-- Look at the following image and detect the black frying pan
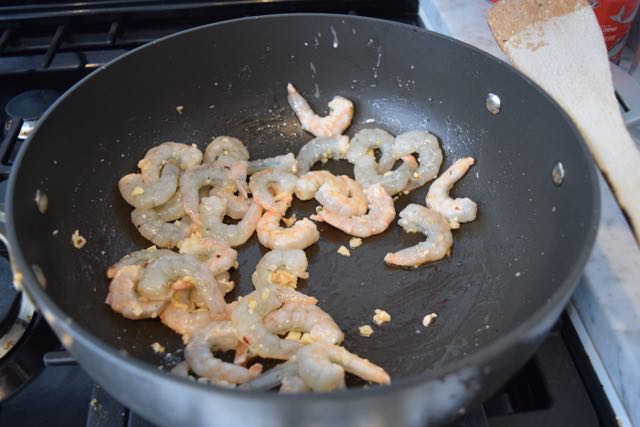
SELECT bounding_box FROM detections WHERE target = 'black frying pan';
[2,14,599,427]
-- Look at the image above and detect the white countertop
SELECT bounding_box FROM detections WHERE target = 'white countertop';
[419,1,639,426]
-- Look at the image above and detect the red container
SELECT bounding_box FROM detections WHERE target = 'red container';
[590,0,640,62]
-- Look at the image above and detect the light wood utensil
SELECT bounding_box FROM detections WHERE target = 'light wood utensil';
[488,0,640,242]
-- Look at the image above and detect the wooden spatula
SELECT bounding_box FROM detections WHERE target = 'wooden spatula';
[487,0,640,242]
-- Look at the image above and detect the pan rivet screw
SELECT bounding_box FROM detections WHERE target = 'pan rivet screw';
[485,93,501,115]
[552,161,565,186]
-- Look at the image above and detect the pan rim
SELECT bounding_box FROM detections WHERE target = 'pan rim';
[6,12,601,402]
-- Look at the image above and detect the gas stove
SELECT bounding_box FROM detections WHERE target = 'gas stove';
[0,1,623,426]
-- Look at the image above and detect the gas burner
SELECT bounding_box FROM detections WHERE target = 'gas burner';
[4,89,58,140]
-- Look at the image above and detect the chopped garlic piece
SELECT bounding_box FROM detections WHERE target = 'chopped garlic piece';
[71,230,87,249]
[261,288,271,300]
[349,237,363,249]
[151,342,166,354]
[373,309,391,326]
[358,325,374,337]
[130,186,145,196]
[300,333,314,344]
[270,269,297,288]
[282,214,297,227]
[337,245,351,257]
[176,105,184,114]
[285,331,302,341]
[422,313,438,327]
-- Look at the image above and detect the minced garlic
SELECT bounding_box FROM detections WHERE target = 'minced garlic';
[358,325,374,337]
[130,186,145,196]
[422,313,438,327]
[270,269,297,288]
[151,342,166,354]
[373,309,391,326]
[337,245,351,257]
[71,230,87,249]
[349,237,363,248]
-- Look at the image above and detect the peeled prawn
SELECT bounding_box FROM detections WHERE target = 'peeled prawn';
[296,135,350,175]
[154,190,186,222]
[264,303,344,345]
[248,169,297,215]
[384,204,453,267]
[119,163,180,209]
[287,83,353,137]
[251,249,309,289]
[131,207,193,249]
[241,342,390,392]
[139,142,202,184]
[199,195,263,247]
[159,289,214,336]
[353,155,418,196]
[311,183,395,237]
[185,320,263,385]
[178,235,238,275]
[105,265,169,320]
[203,136,249,167]
[179,164,233,225]
[426,157,477,229]
[294,171,344,200]
[230,285,317,360]
[107,247,176,278]
[346,128,396,172]
[256,212,319,250]
[247,153,298,175]
[394,130,443,191]
[137,253,226,316]
[316,175,367,217]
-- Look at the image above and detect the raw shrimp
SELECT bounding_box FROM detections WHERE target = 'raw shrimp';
[199,195,263,247]
[131,208,193,249]
[203,136,249,167]
[294,171,344,200]
[256,212,319,250]
[426,157,477,229]
[107,248,176,278]
[353,155,418,196]
[311,183,395,237]
[179,164,233,225]
[185,320,263,385]
[296,343,390,391]
[287,83,354,137]
[178,235,238,275]
[251,250,309,289]
[280,375,309,393]
[248,169,297,215]
[230,285,317,360]
[139,142,202,184]
[119,163,179,209]
[105,265,169,320]
[346,128,396,172]
[137,253,226,316]
[264,303,344,345]
[315,175,367,217]
[247,153,298,175]
[296,136,350,175]
[384,204,453,267]
[154,190,185,222]
[394,130,443,191]
[240,342,390,392]
[159,289,214,336]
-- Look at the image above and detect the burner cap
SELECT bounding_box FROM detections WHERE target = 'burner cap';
[0,256,19,337]
[5,89,59,122]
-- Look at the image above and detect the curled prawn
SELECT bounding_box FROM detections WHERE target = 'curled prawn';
[105,265,169,320]
[426,157,477,229]
[311,183,395,237]
[384,204,453,267]
[256,211,319,250]
[251,249,309,289]
[287,83,353,137]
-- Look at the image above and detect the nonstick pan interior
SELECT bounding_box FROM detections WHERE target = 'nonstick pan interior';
[9,15,598,381]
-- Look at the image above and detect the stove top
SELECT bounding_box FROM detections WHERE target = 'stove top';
[0,1,620,426]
